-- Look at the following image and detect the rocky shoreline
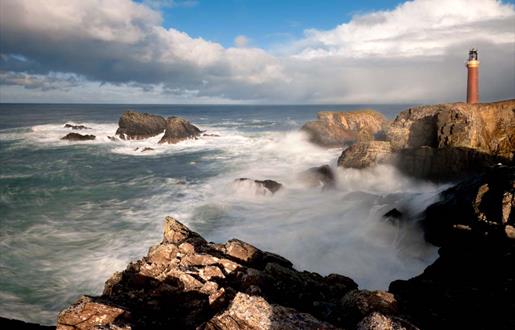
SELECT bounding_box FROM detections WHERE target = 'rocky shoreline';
[13,100,515,329]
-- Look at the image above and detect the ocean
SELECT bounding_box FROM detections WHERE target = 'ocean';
[0,103,444,325]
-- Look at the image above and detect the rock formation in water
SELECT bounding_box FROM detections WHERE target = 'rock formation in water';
[301,110,387,148]
[116,111,168,140]
[299,165,336,189]
[390,165,515,330]
[64,124,90,130]
[159,117,202,144]
[115,111,202,144]
[337,99,515,180]
[61,133,96,141]
[234,178,283,194]
[56,217,422,330]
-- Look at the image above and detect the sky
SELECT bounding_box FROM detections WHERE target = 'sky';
[0,0,514,104]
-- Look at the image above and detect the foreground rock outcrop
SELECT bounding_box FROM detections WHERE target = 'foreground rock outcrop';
[338,100,515,180]
[390,165,515,330]
[57,217,424,329]
[302,110,387,147]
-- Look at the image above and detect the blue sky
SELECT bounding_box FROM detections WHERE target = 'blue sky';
[154,0,406,48]
[1,0,514,103]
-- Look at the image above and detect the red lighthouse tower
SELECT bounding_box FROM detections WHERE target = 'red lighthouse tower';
[466,48,479,104]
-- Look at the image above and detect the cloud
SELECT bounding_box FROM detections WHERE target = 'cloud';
[234,35,250,48]
[0,0,513,103]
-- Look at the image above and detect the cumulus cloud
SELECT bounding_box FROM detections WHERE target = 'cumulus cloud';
[0,0,513,103]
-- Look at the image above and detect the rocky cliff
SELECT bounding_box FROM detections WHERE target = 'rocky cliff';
[302,110,387,147]
[337,99,515,180]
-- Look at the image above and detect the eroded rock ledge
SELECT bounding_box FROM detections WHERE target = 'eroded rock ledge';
[57,217,414,330]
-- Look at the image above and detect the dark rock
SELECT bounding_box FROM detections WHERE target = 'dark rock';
[64,123,90,130]
[389,165,515,330]
[0,317,54,330]
[203,133,220,137]
[301,109,387,147]
[299,165,336,189]
[159,117,202,144]
[383,208,403,219]
[115,111,167,140]
[340,290,399,328]
[422,165,514,246]
[61,133,95,141]
[235,178,283,195]
[107,135,118,141]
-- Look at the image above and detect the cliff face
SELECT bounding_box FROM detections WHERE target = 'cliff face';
[57,218,416,330]
[302,110,387,148]
[338,100,515,181]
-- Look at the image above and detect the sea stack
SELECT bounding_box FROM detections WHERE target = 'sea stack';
[466,48,479,104]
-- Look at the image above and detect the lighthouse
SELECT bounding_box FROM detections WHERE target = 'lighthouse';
[466,48,479,104]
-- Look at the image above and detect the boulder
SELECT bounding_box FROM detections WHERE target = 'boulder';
[337,141,393,169]
[115,111,167,140]
[159,116,202,144]
[61,133,95,141]
[57,217,359,329]
[234,178,283,195]
[302,110,387,147]
[299,165,336,189]
[340,290,399,328]
[357,312,419,330]
[64,123,90,130]
[203,292,338,330]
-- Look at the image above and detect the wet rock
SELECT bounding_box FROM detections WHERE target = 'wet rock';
[337,141,393,169]
[203,133,220,137]
[389,165,515,330]
[383,208,403,219]
[158,117,201,144]
[302,109,387,147]
[141,147,154,152]
[299,165,336,189]
[64,123,90,130]
[116,111,167,140]
[234,178,283,195]
[422,165,515,245]
[61,132,95,141]
[107,136,118,141]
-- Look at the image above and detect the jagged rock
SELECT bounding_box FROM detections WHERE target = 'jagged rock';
[202,292,338,330]
[61,132,95,141]
[422,165,515,246]
[384,100,514,180]
[115,111,167,140]
[389,165,515,330]
[57,296,132,330]
[302,110,387,147]
[158,117,201,144]
[340,290,399,328]
[299,165,336,189]
[57,217,358,329]
[357,312,419,330]
[337,141,393,169]
[234,178,283,195]
[64,123,90,130]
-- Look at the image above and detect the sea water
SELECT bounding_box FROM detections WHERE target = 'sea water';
[0,104,444,325]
